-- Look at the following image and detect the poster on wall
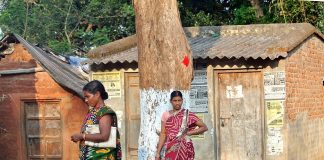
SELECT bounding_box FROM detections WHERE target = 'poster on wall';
[266,100,284,155]
[190,69,208,113]
[264,72,285,100]
[266,100,284,128]
[264,71,285,155]
[92,72,121,98]
[267,128,283,155]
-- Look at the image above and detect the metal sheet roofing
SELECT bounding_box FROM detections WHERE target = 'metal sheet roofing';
[85,23,324,65]
[14,34,88,97]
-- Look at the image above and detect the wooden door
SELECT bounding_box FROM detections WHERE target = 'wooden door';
[125,73,140,160]
[24,101,62,160]
[217,71,263,160]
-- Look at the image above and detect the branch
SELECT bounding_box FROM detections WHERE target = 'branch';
[68,22,80,38]
[64,0,73,45]
[23,2,29,39]
[249,0,264,18]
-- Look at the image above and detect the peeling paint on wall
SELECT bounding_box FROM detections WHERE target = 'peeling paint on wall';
[0,126,8,135]
[226,85,243,99]
[0,94,8,102]
[115,111,123,129]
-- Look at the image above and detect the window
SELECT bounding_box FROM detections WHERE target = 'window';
[24,101,62,160]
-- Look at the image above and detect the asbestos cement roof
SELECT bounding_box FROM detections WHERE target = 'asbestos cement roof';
[14,34,88,97]
[85,23,323,65]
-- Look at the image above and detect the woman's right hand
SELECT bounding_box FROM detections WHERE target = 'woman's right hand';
[71,133,83,142]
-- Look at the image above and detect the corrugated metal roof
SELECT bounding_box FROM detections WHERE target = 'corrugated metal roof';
[85,23,323,65]
[14,34,88,98]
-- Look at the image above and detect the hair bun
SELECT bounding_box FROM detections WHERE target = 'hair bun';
[102,91,109,100]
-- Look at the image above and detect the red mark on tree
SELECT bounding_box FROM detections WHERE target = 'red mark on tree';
[182,55,189,67]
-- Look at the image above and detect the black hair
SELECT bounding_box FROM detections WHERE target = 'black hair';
[83,80,109,100]
[170,90,183,100]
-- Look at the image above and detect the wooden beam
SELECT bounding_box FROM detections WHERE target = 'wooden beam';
[0,67,44,76]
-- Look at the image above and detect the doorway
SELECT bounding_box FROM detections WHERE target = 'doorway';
[125,72,140,160]
[216,71,264,160]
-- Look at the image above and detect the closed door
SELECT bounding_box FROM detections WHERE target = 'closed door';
[24,101,62,160]
[218,72,263,160]
[125,73,140,160]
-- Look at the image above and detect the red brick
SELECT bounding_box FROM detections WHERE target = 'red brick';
[286,35,324,119]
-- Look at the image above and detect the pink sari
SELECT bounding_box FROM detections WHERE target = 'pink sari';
[164,109,200,160]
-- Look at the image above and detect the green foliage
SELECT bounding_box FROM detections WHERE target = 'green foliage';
[48,40,71,55]
[316,4,324,32]
[233,6,257,24]
[0,0,135,55]
[0,0,25,35]
[0,0,322,56]
[178,0,323,33]
[268,0,324,33]
[178,1,228,26]
[77,0,135,39]
[75,27,111,51]
[180,5,218,26]
[25,1,72,44]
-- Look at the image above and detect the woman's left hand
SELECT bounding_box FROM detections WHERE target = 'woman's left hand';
[71,133,83,142]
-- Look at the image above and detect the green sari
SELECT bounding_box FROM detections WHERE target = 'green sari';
[80,106,122,160]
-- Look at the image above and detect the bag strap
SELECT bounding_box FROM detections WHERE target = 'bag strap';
[176,109,189,138]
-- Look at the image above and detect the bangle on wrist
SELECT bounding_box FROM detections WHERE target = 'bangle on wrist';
[83,134,86,140]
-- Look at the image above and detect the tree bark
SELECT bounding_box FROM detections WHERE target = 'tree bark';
[250,0,264,18]
[134,0,193,159]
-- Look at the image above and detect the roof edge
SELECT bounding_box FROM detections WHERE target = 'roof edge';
[88,35,137,59]
[286,23,324,52]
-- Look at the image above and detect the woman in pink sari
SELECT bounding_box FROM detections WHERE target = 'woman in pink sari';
[156,91,208,160]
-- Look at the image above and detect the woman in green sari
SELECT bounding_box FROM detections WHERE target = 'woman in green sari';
[71,80,122,160]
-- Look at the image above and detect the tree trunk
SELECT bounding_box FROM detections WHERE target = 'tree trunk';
[250,0,264,18]
[134,0,193,159]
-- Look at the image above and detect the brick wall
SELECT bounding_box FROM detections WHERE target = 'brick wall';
[286,35,324,119]
[285,35,324,160]
[0,44,87,159]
